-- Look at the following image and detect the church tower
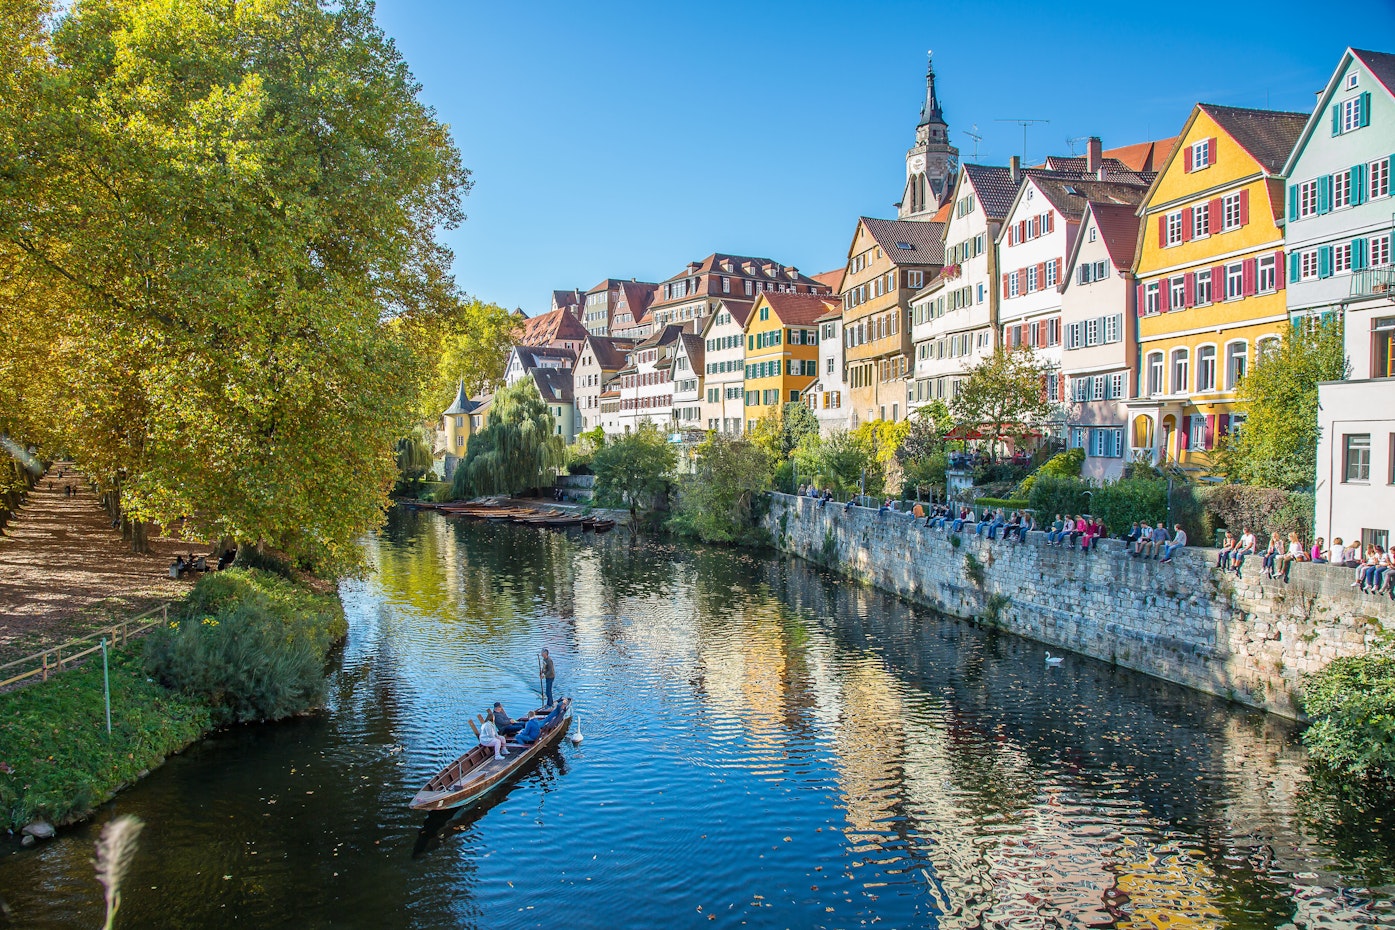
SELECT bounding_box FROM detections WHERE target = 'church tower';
[898,53,959,220]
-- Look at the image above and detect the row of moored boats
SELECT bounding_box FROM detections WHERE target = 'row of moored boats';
[407,501,616,532]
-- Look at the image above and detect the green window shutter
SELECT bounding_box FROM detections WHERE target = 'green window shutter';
[1353,164,1368,205]
[1353,238,1368,271]
[1332,104,1342,136]
[1318,245,1333,278]
[1318,175,1332,213]
[1289,251,1301,282]
[1288,184,1299,218]
[1361,92,1372,128]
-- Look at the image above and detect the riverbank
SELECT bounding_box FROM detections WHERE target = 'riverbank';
[765,492,1394,718]
[0,568,345,833]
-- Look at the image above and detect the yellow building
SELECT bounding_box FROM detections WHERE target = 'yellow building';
[1127,104,1307,471]
[743,292,839,431]
[437,382,487,479]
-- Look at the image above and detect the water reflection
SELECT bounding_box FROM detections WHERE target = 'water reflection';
[1,510,1393,930]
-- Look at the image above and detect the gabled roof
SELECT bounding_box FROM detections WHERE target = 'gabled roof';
[1282,48,1395,177]
[1062,200,1144,287]
[677,332,704,369]
[1037,156,1154,186]
[1104,137,1176,173]
[519,306,590,346]
[585,278,626,295]
[859,217,947,265]
[812,268,845,292]
[930,201,953,223]
[581,334,637,372]
[1197,103,1307,175]
[960,164,1020,219]
[814,306,842,324]
[530,367,573,404]
[1005,171,1149,232]
[551,289,582,308]
[755,292,843,327]
[511,345,577,374]
[636,322,690,350]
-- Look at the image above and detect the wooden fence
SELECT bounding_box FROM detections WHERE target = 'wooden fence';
[0,602,172,690]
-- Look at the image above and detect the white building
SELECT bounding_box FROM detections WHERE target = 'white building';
[804,307,851,434]
[503,345,575,386]
[671,333,705,433]
[616,324,687,434]
[698,299,754,434]
[573,334,636,433]
[1059,201,1142,480]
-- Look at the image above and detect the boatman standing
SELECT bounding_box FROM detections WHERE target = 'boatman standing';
[539,649,556,707]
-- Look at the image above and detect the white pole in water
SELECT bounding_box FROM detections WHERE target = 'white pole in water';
[101,637,112,736]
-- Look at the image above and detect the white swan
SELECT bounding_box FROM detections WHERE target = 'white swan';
[1045,651,1064,666]
[568,713,584,745]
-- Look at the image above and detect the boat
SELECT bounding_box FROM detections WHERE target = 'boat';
[410,699,573,812]
[583,518,616,533]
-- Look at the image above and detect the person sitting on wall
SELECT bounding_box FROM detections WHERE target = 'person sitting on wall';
[1277,531,1308,582]
[844,496,856,513]
[1216,531,1237,570]
[1336,537,1360,567]
[1159,524,1187,563]
[1261,532,1284,578]
[1231,529,1257,576]
[1309,537,1328,564]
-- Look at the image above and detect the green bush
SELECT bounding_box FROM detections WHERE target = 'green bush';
[974,496,1028,510]
[1027,475,1091,520]
[1302,640,1395,781]
[1204,485,1314,540]
[145,570,346,725]
[1016,448,1084,498]
[1092,478,1169,536]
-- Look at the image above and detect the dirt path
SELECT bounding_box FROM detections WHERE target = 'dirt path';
[0,465,199,663]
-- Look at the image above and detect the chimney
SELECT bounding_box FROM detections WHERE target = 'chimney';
[1009,155,1020,183]
[1086,136,1103,176]
[686,262,699,274]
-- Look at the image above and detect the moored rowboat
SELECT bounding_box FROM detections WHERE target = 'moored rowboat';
[410,699,573,811]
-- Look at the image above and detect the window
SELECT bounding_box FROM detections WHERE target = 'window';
[759,307,769,321]
[1333,168,1353,209]
[1084,318,1099,346]
[1147,352,1164,396]
[1189,140,1211,171]
[1373,234,1392,268]
[1092,375,1106,400]
[1345,434,1371,482]
[1145,282,1160,315]
[1104,314,1120,344]
[1371,158,1391,200]
[908,271,923,288]
[1026,265,1039,292]
[1340,95,1366,134]
[1297,179,1319,218]
[1009,271,1020,297]
[1256,335,1280,360]
[1193,204,1210,238]
[1110,372,1125,399]
[1225,263,1244,300]
[1070,427,1086,449]
[1195,270,1212,306]
[1166,211,1183,246]
[1222,193,1242,231]
[1257,255,1276,292]
[1171,348,1189,394]
[1196,345,1216,392]
[1348,72,1360,90]
[1300,249,1320,280]
[1066,321,1082,349]
[1334,242,1353,274]
[1225,342,1247,389]
[1171,277,1187,309]
[1190,414,1208,450]
[1088,226,1097,243]
[1046,261,1058,288]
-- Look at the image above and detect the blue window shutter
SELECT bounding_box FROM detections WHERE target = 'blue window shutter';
[1289,251,1301,282]
[1361,92,1372,128]
[1288,184,1300,219]
[1319,245,1333,278]
[1353,164,1367,205]
[1318,175,1332,213]
[1354,238,1368,270]
[1332,104,1342,136]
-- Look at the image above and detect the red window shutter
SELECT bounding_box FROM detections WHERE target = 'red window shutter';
[1159,278,1171,312]
[1008,226,1015,246]
[1019,220,1027,242]
[1218,413,1230,437]
[1275,249,1286,290]
[1204,414,1216,450]
[1036,261,1046,285]
[1213,265,1226,295]
[1184,149,1193,173]
[1184,272,1196,308]
[1238,189,1250,226]
[1136,283,1145,316]
[1178,422,1189,451]
[1181,207,1193,241]
[1002,273,1009,297]
[1157,214,1167,246]
[1055,258,1062,282]
[1058,373,1066,401]
[1207,138,1217,166]
[1242,258,1256,296]
[1208,198,1222,231]
[1046,213,1054,233]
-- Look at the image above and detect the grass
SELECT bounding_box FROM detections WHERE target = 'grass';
[0,568,345,831]
[0,648,211,830]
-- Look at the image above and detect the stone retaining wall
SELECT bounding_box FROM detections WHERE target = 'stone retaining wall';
[765,493,1393,718]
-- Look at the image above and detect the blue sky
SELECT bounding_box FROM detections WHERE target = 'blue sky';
[372,0,1395,315]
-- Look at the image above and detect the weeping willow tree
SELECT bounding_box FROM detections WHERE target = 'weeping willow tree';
[452,379,565,498]
[394,428,435,494]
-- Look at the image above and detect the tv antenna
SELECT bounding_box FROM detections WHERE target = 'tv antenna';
[963,124,983,159]
[1065,135,1091,155]
[996,118,1050,162]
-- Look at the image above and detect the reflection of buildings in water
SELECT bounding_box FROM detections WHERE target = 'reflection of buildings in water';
[1111,833,1225,930]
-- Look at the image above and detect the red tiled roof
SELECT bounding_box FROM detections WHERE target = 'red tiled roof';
[961,164,1021,219]
[858,217,947,266]
[1105,137,1176,173]
[1198,104,1308,175]
[520,307,590,347]
[930,202,953,223]
[583,335,638,372]
[812,269,845,292]
[760,293,843,327]
[1086,201,1144,270]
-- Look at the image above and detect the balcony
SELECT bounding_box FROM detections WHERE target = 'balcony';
[1349,264,1395,299]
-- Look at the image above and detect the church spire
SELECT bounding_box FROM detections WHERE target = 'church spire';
[918,51,944,129]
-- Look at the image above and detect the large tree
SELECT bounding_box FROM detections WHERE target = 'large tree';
[0,0,470,571]
[591,423,675,526]
[453,379,564,499]
[949,347,1053,460]
[407,296,519,420]
[671,435,772,544]
[1221,318,1347,489]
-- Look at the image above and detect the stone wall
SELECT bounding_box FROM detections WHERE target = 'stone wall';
[765,493,1394,718]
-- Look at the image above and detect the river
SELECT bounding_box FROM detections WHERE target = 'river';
[2,508,1394,929]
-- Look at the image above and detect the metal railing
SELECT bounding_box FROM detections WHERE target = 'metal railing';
[1349,264,1395,299]
[0,602,171,690]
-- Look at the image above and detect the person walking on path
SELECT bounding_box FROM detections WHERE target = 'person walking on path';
[539,648,556,708]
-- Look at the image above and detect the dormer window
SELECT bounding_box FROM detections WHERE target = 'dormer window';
[1347,72,1360,90]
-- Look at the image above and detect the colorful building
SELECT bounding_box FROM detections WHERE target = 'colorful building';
[1126,104,1307,471]
[743,292,838,431]
[1285,48,1395,548]
[698,298,755,435]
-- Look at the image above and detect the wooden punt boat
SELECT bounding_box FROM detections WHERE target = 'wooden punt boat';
[584,519,616,533]
[410,699,573,812]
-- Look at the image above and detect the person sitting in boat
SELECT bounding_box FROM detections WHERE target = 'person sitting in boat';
[478,715,508,760]
[491,702,524,738]
[515,701,565,745]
